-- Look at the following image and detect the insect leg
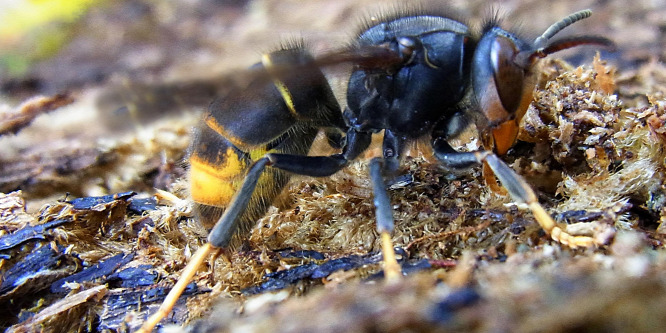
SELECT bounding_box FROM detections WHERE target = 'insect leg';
[137,243,218,333]
[208,158,271,247]
[139,131,370,332]
[433,142,601,248]
[138,158,271,333]
[432,139,479,169]
[479,152,599,248]
[267,128,372,176]
[264,129,401,280]
[270,133,403,281]
[431,111,478,169]
[369,157,402,281]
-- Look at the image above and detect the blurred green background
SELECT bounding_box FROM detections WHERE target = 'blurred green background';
[0,0,101,77]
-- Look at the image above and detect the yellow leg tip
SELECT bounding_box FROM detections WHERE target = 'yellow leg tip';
[137,243,216,333]
[529,203,600,249]
[380,232,402,282]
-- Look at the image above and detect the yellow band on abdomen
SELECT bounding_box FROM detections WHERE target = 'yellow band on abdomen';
[189,150,246,207]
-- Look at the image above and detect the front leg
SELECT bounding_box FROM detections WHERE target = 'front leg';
[432,138,605,248]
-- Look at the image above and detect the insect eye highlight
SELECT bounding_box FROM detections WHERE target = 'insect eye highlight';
[490,36,525,116]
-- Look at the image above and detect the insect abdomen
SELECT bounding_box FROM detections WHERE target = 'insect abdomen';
[190,121,318,249]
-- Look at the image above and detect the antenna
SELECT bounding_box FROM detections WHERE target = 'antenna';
[534,9,592,50]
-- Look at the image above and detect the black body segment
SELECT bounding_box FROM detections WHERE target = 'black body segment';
[189,47,340,247]
[345,15,473,137]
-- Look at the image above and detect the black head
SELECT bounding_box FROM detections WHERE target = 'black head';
[471,9,614,155]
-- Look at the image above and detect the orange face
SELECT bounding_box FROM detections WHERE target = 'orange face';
[473,34,537,155]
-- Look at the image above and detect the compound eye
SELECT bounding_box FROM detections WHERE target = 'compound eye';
[491,36,525,115]
[397,36,416,64]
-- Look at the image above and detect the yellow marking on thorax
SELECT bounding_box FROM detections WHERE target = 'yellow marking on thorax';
[261,53,299,117]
